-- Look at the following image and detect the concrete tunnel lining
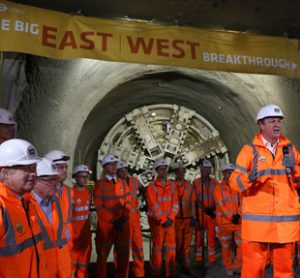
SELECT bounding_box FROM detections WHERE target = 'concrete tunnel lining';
[15,56,300,177]
[75,71,256,171]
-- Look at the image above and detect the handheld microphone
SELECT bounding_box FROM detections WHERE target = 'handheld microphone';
[282,146,291,176]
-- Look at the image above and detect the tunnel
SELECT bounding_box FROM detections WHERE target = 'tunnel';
[4,55,300,179]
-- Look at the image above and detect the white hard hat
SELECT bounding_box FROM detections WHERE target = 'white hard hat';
[256,104,284,122]
[154,159,168,169]
[201,159,212,168]
[73,164,90,175]
[174,162,185,170]
[0,108,16,125]
[44,150,70,165]
[101,154,118,166]
[117,161,128,170]
[221,163,235,172]
[37,158,58,176]
[0,139,40,167]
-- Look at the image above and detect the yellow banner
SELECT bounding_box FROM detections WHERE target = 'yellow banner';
[1,0,300,78]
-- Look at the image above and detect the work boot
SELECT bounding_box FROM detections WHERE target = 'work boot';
[180,266,191,275]
[234,268,241,274]
[226,269,234,276]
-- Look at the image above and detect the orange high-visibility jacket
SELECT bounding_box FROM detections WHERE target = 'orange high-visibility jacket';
[94,178,131,224]
[230,133,300,243]
[56,184,72,240]
[193,177,218,211]
[31,194,71,278]
[146,179,179,224]
[128,177,141,221]
[175,180,195,218]
[71,186,91,242]
[0,183,47,278]
[214,179,242,226]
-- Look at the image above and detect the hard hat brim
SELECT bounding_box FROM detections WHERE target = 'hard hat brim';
[2,157,41,167]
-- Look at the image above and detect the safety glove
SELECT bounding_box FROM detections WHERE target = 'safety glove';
[190,217,197,227]
[231,214,241,225]
[162,218,173,228]
[113,216,126,231]
[205,207,216,219]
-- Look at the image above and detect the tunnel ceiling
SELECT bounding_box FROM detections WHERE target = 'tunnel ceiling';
[15,0,300,38]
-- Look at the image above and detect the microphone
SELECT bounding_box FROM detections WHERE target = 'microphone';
[282,146,291,176]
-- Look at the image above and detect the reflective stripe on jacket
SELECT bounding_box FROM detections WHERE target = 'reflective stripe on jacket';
[93,178,131,223]
[146,179,179,224]
[214,180,242,225]
[175,180,195,218]
[0,183,46,278]
[128,177,141,218]
[229,133,300,242]
[71,186,91,244]
[31,194,71,278]
[56,184,72,239]
[193,177,218,209]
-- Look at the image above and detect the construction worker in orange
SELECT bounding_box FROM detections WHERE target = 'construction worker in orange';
[94,154,131,278]
[0,139,47,277]
[31,158,72,278]
[229,104,300,278]
[71,164,92,278]
[45,150,72,249]
[173,162,196,273]
[193,159,218,263]
[117,161,145,278]
[146,159,179,277]
[214,163,242,276]
[0,108,16,144]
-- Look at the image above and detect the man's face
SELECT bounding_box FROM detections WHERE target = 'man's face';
[104,162,117,176]
[156,166,168,179]
[74,171,90,187]
[55,163,68,183]
[259,117,282,142]
[0,123,15,144]
[2,164,37,195]
[117,167,128,180]
[200,167,211,179]
[35,175,58,200]
[175,168,185,181]
[222,170,233,182]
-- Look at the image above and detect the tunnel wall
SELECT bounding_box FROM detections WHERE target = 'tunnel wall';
[16,56,300,174]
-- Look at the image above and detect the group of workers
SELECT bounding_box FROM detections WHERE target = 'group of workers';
[0,108,92,277]
[0,103,299,278]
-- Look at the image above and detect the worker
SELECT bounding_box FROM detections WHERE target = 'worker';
[0,138,47,277]
[116,161,145,278]
[146,159,179,277]
[71,164,92,278]
[193,159,218,263]
[214,163,242,276]
[173,162,196,273]
[229,104,300,277]
[94,154,131,278]
[0,108,16,144]
[44,150,72,247]
[31,157,72,278]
